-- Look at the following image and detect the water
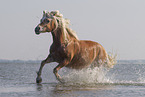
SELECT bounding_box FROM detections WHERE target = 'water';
[1,60,145,97]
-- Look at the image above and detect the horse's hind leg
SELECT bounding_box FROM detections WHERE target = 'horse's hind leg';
[53,60,69,83]
[91,58,100,69]
[36,54,53,83]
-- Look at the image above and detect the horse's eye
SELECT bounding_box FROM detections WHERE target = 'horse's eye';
[46,20,50,23]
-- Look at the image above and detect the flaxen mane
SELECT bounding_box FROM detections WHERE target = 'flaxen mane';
[50,10,79,40]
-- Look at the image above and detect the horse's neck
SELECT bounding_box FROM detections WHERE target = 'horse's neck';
[51,27,70,46]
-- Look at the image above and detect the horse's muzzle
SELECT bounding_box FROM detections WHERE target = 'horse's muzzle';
[35,26,40,35]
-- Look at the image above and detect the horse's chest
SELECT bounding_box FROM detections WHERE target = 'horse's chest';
[58,45,68,55]
[50,44,68,60]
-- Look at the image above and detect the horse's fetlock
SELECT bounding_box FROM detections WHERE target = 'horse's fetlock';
[37,71,41,76]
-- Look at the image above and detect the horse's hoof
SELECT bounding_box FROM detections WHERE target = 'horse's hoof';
[36,77,42,83]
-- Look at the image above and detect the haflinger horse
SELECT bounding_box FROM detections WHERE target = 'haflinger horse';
[35,10,116,83]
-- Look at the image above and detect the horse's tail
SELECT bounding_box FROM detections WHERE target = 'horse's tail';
[106,53,117,68]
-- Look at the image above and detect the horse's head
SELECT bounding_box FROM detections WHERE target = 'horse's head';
[35,10,62,35]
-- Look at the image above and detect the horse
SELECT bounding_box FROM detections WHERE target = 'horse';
[35,10,116,83]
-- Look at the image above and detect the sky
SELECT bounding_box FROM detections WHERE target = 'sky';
[0,0,145,60]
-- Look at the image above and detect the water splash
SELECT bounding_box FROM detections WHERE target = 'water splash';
[61,66,113,85]
[58,62,145,86]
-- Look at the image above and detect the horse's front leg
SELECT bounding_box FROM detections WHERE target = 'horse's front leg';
[53,60,69,83]
[36,55,53,83]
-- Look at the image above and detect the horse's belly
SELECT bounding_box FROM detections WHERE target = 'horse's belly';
[65,56,92,69]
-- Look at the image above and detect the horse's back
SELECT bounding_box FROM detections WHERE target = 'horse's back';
[79,40,100,46]
[79,40,104,54]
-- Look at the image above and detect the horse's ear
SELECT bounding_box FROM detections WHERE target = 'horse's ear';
[43,10,46,14]
[43,10,46,17]
[46,13,49,17]
[43,10,49,17]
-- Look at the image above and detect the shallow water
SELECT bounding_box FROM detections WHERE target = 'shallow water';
[1,60,145,97]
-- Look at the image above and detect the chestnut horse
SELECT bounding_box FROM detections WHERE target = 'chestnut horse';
[35,10,115,83]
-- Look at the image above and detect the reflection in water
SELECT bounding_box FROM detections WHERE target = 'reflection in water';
[36,82,114,97]
[36,84,43,91]
[0,87,34,93]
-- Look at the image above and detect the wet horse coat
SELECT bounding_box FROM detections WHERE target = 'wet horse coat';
[35,10,115,83]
